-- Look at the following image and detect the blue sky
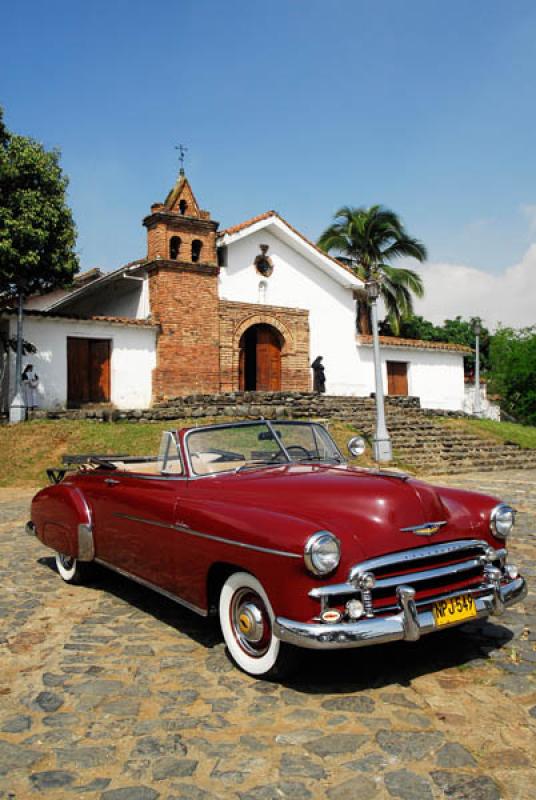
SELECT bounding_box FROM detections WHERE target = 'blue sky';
[2,0,536,286]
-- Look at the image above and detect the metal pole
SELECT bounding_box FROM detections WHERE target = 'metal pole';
[9,294,26,424]
[15,294,23,396]
[370,295,392,462]
[474,330,481,417]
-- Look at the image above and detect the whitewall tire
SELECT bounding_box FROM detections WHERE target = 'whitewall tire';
[219,571,298,679]
[55,553,85,584]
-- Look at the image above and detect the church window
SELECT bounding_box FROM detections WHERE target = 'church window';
[179,199,188,215]
[258,280,268,304]
[191,239,203,263]
[169,236,181,260]
[217,246,228,267]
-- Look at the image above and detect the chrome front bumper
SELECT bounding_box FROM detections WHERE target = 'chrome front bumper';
[273,577,527,650]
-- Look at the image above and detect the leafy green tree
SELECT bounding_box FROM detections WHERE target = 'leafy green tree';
[0,106,79,414]
[317,205,427,334]
[489,326,536,424]
[0,106,79,305]
[379,313,438,341]
[380,314,490,376]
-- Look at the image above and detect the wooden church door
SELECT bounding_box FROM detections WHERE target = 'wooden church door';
[256,325,281,391]
[238,324,282,391]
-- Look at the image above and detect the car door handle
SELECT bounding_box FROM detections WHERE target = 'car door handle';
[104,478,120,486]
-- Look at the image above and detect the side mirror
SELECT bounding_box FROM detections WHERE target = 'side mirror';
[347,436,366,458]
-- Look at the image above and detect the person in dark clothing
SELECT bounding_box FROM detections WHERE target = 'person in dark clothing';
[311,356,326,394]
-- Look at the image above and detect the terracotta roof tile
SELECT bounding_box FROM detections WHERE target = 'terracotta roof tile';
[219,211,358,279]
[359,335,472,354]
[219,210,277,236]
[2,308,158,328]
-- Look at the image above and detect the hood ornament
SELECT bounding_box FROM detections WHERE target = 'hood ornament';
[401,521,447,537]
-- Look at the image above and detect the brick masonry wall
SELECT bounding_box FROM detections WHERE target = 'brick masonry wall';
[143,175,222,398]
[146,219,218,264]
[219,300,311,392]
[149,263,221,398]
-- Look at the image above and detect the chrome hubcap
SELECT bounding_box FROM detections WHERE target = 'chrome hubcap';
[231,589,271,657]
[237,602,264,643]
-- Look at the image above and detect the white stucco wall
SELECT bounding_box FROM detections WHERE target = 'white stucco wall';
[6,316,157,410]
[356,344,466,411]
[464,382,501,420]
[219,229,362,394]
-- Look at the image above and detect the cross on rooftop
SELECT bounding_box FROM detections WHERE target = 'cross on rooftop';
[175,144,188,175]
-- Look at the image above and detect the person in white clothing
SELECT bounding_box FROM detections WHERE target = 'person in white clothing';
[21,364,39,409]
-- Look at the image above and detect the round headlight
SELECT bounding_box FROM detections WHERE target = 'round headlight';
[490,503,515,539]
[347,436,366,458]
[304,531,341,576]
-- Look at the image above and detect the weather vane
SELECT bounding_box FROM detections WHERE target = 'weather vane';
[175,144,188,175]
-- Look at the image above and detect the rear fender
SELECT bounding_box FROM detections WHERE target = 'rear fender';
[31,485,94,561]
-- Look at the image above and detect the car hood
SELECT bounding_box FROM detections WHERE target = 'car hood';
[187,464,495,565]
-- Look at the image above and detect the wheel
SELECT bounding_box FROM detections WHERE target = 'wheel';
[219,572,299,679]
[55,553,86,584]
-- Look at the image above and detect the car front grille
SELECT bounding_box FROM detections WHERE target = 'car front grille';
[310,539,506,616]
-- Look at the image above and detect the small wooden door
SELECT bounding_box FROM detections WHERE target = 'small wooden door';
[386,361,408,396]
[256,326,281,391]
[67,337,111,406]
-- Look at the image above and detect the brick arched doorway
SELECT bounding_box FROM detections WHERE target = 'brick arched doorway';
[239,324,283,391]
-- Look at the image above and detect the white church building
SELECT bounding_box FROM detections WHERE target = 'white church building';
[1,173,471,412]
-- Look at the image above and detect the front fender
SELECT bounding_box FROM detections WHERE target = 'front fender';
[31,485,94,561]
[176,498,341,619]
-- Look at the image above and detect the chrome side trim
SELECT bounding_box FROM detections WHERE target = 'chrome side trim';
[94,558,208,617]
[114,513,302,560]
[348,539,490,580]
[77,523,95,561]
[275,576,527,650]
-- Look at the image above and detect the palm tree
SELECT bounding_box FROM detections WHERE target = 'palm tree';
[318,205,427,335]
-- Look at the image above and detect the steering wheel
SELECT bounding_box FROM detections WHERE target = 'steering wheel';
[285,445,311,461]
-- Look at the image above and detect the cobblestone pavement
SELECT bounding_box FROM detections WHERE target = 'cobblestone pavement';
[0,471,535,800]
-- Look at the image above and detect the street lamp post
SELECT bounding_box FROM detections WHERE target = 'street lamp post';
[366,279,392,462]
[9,294,26,424]
[473,320,481,418]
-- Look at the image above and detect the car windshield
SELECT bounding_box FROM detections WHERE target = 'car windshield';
[186,421,343,476]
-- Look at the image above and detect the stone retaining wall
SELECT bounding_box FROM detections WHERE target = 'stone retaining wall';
[28,391,421,422]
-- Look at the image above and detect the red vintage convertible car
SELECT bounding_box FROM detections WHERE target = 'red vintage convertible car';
[27,419,526,678]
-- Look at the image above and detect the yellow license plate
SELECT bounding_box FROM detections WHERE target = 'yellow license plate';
[433,594,476,626]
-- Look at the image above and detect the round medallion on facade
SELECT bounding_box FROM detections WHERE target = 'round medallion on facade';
[254,244,274,277]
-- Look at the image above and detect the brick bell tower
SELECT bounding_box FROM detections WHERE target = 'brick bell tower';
[143,170,220,399]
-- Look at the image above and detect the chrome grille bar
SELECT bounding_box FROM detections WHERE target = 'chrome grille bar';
[373,557,483,590]
[348,539,490,580]
[309,540,506,601]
